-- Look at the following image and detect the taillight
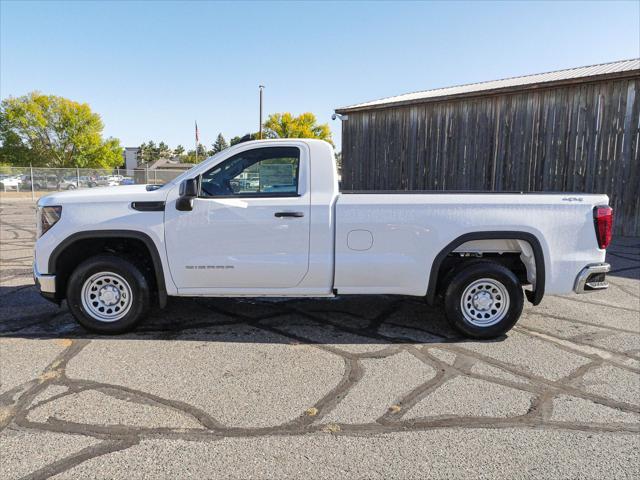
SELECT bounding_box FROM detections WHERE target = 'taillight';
[593,206,613,249]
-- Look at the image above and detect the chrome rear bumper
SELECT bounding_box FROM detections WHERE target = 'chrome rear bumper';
[574,263,610,294]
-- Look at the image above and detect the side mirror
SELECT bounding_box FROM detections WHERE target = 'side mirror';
[176,178,198,211]
[179,178,198,197]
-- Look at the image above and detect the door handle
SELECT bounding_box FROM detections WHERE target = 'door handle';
[275,211,304,218]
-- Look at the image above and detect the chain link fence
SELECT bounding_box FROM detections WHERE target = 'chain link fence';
[0,166,185,199]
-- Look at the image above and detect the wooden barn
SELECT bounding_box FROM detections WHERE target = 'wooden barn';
[335,59,640,235]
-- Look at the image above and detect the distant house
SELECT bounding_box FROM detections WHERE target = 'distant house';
[122,148,194,184]
[335,59,640,235]
[122,148,193,171]
[123,155,195,185]
[147,157,194,171]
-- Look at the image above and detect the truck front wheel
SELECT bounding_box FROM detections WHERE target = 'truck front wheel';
[66,255,151,334]
[444,262,524,339]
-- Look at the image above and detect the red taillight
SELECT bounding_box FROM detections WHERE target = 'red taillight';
[593,206,613,249]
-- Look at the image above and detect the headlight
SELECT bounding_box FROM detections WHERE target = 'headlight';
[37,206,62,238]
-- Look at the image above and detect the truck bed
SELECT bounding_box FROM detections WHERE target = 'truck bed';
[333,191,608,296]
[340,190,589,195]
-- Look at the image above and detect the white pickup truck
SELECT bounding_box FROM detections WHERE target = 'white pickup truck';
[33,139,613,338]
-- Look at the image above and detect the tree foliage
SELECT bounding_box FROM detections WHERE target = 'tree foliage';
[263,112,333,146]
[138,140,157,164]
[174,144,185,156]
[210,133,229,154]
[138,140,173,165]
[230,133,256,146]
[184,144,207,164]
[0,92,123,168]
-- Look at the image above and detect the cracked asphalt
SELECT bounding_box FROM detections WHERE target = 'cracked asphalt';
[1,195,639,479]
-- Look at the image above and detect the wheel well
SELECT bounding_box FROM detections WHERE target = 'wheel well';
[52,235,164,306]
[436,253,528,298]
[426,232,546,306]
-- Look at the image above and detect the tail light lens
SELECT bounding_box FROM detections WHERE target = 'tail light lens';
[37,206,62,238]
[593,206,613,249]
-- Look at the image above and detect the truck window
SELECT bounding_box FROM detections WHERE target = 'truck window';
[199,146,300,198]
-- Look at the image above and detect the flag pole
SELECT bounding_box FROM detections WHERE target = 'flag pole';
[195,121,198,163]
[259,85,265,139]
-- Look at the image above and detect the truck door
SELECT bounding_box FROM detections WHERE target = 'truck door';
[164,145,311,290]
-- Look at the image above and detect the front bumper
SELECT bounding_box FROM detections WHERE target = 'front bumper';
[574,263,610,294]
[33,263,58,302]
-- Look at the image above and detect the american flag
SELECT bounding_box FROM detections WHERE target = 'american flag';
[195,121,200,143]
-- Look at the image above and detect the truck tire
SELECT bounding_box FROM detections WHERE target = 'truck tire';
[443,262,523,339]
[66,255,151,334]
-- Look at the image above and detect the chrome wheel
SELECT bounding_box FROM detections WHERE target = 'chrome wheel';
[460,278,510,327]
[81,272,132,322]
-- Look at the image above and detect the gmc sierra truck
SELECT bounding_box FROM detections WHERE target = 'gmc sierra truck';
[33,139,613,338]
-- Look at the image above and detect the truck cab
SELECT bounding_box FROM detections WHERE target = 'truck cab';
[163,140,338,295]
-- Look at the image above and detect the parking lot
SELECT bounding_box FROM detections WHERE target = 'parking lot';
[1,195,639,479]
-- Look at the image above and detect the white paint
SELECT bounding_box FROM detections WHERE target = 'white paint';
[164,143,312,289]
[347,230,374,251]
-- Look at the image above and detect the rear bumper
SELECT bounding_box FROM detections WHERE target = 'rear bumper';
[574,263,610,294]
[33,263,58,303]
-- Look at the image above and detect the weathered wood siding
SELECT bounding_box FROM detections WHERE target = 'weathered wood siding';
[341,77,640,236]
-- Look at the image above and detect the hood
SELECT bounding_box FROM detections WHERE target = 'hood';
[37,184,171,207]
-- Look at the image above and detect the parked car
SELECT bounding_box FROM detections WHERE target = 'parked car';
[77,176,99,188]
[97,176,120,187]
[0,175,23,191]
[22,175,77,191]
[59,178,79,190]
[33,139,612,338]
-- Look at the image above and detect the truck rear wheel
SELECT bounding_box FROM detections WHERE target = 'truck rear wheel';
[66,255,150,334]
[443,262,523,339]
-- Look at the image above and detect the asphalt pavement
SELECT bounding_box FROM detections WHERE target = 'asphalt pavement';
[1,196,639,479]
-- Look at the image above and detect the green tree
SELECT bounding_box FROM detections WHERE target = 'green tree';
[174,144,185,156]
[230,133,257,146]
[0,129,37,165]
[0,92,123,168]
[158,141,171,158]
[184,144,207,164]
[263,112,333,146]
[210,133,228,154]
[139,140,159,164]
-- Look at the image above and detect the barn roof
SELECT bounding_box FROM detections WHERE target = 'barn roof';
[335,58,640,113]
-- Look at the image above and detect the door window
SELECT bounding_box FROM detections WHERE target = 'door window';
[199,146,300,197]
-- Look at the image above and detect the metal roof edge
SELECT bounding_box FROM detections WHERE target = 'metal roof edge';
[335,60,640,114]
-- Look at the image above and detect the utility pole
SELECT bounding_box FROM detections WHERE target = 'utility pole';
[30,164,35,201]
[195,121,199,164]
[258,85,265,139]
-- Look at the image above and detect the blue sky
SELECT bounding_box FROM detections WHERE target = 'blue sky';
[1,0,639,150]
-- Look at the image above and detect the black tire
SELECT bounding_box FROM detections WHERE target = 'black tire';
[66,254,151,334]
[443,261,524,339]
[66,184,76,190]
